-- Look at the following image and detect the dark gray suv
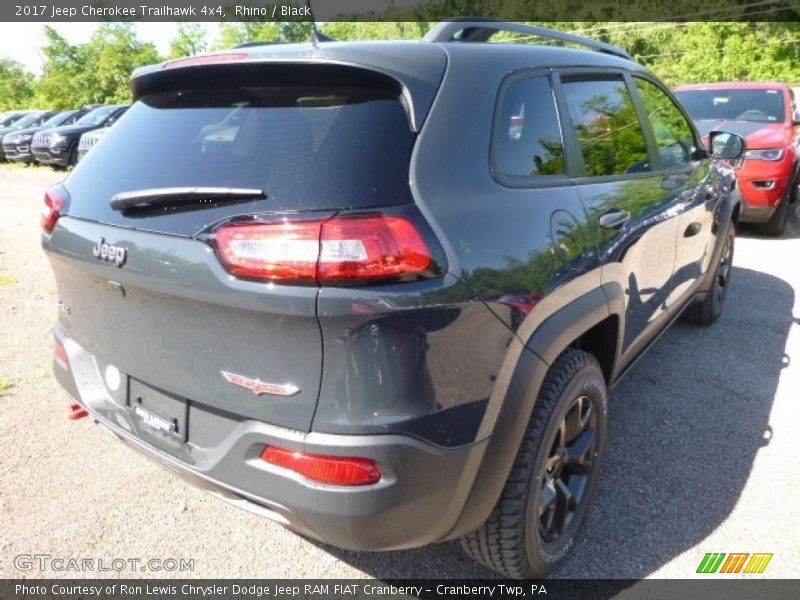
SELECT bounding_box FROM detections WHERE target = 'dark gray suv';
[42,21,745,578]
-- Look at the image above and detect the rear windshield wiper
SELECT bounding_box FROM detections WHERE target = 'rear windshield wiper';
[110,187,266,212]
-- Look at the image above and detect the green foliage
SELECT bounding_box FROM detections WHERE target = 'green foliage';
[0,59,34,110]
[211,22,281,49]
[32,24,161,109]
[0,21,797,112]
[169,23,208,58]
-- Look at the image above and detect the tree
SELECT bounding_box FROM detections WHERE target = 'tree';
[33,24,161,109]
[169,23,208,58]
[212,22,280,49]
[0,59,34,110]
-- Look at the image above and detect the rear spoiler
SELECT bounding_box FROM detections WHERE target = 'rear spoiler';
[130,46,448,133]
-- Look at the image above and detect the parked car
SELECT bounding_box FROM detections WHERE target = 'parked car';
[42,21,745,579]
[77,127,110,162]
[3,109,88,163]
[0,111,58,160]
[31,104,128,168]
[674,81,799,236]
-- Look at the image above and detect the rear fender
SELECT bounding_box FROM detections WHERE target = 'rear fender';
[444,286,621,540]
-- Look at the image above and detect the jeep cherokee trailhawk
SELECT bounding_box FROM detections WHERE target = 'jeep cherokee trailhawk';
[43,21,745,578]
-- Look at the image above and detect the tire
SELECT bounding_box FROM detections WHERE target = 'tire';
[682,225,735,326]
[460,348,608,578]
[756,200,787,237]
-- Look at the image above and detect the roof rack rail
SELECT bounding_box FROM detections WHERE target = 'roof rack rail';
[423,19,633,61]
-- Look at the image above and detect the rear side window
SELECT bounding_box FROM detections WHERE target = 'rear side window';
[634,77,698,170]
[492,75,565,183]
[65,79,415,236]
[562,77,650,177]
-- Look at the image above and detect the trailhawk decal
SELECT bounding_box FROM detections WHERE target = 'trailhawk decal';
[220,371,300,397]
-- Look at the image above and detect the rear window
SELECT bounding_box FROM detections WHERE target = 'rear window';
[65,81,415,236]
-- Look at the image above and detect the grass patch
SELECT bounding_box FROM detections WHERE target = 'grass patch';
[34,369,53,382]
[0,378,13,395]
[0,161,51,171]
[0,274,14,286]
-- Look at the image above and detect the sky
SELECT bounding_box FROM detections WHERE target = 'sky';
[0,22,215,73]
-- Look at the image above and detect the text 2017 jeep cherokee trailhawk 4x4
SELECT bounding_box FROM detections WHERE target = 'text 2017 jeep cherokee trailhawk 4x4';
[43,22,745,578]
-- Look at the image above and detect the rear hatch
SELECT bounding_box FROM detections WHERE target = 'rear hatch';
[44,60,424,432]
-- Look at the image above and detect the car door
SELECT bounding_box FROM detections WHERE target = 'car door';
[556,71,685,365]
[630,76,719,307]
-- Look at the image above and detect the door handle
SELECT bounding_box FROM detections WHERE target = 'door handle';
[599,209,631,230]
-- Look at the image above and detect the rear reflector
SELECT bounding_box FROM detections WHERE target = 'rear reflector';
[68,403,88,420]
[42,185,68,234]
[164,53,249,69]
[214,215,433,284]
[53,336,68,369]
[261,446,381,486]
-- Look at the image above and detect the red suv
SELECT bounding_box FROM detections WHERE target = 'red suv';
[675,82,799,236]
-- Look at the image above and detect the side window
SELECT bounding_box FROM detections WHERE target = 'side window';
[492,75,565,181]
[634,77,698,170]
[562,77,650,177]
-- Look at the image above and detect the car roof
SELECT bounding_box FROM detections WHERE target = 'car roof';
[675,81,788,91]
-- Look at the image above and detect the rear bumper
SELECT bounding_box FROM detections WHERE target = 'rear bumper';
[52,324,488,551]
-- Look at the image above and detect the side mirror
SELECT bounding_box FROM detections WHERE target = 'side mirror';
[709,131,746,160]
[793,111,800,126]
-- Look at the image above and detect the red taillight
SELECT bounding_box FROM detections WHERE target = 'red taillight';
[261,446,381,486]
[213,215,434,284]
[68,403,88,420]
[164,53,249,69]
[42,186,67,234]
[319,215,432,281]
[53,336,68,369]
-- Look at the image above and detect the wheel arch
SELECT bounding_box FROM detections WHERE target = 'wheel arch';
[444,285,623,541]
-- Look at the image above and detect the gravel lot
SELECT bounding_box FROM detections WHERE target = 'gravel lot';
[1,164,798,580]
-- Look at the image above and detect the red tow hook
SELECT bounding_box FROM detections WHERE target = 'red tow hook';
[68,403,88,420]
